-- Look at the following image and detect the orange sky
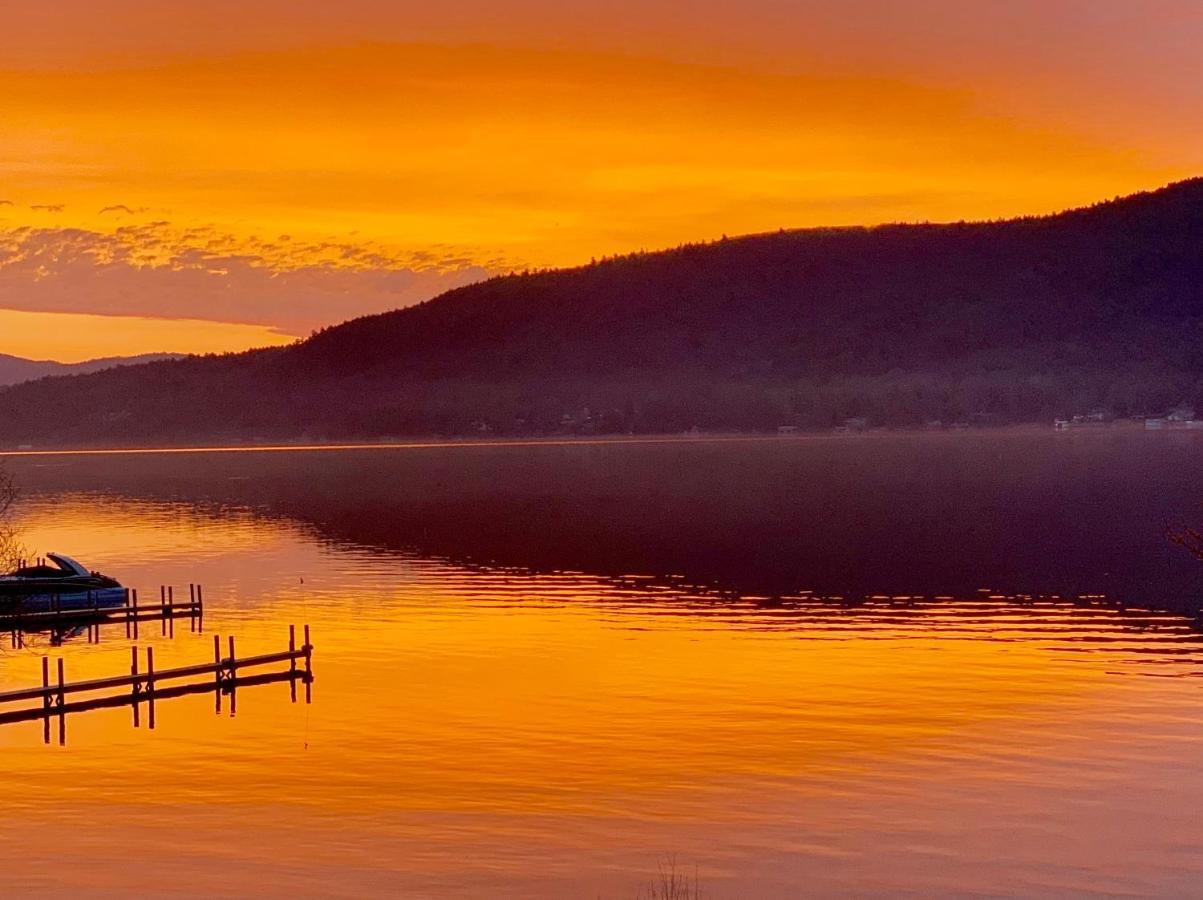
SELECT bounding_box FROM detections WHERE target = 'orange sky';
[1,2,1200,361]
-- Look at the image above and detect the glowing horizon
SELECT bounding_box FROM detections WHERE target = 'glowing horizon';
[2,2,1201,361]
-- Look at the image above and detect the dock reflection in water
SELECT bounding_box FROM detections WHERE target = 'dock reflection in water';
[0,440,1201,897]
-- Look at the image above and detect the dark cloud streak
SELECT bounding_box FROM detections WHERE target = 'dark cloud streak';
[98,204,149,215]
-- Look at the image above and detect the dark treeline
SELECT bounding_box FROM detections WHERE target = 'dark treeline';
[1,178,1202,445]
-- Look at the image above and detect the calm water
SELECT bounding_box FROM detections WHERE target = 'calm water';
[1,431,1202,897]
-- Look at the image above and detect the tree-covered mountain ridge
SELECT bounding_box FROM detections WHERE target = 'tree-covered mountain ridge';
[2,178,1202,445]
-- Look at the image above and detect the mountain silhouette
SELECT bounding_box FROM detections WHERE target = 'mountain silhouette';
[1,179,1201,445]
[0,353,183,388]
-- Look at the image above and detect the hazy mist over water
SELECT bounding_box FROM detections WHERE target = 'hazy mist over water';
[1,431,1202,897]
[8,429,1203,605]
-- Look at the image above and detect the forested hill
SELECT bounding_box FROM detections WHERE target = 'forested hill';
[2,178,1203,445]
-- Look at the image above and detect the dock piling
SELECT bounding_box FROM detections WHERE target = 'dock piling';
[131,646,140,728]
[289,625,297,703]
[147,646,156,730]
[56,658,65,746]
[213,634,222,714]
[304,624,312,704]
[228,636,237,716]
[41,657,50,744]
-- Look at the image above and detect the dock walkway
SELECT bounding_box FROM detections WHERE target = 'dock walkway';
[0,625,313,744]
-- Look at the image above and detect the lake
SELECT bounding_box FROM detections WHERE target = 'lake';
[1,430,1202,897]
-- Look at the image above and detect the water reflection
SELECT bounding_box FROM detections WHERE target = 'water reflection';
[8,430,1203,607]
[0,619,312,746]
[0,441,1201,896]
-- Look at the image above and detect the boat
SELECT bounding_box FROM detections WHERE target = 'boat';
[0,553,127,613]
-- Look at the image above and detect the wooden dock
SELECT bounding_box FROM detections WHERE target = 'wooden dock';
[2,584,205,646]
[0,625,313,745]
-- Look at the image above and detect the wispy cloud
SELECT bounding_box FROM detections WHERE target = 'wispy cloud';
[30,203,66,213]
[0,220,506,334]
[98,204,149,216]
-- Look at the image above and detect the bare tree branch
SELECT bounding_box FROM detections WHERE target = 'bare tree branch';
[1167,521,1203,561]
[0,463,24,572]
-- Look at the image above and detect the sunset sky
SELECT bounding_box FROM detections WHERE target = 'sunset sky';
[2,1,1201,361]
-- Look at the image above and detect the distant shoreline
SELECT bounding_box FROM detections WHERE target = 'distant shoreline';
[0,419,1182,458]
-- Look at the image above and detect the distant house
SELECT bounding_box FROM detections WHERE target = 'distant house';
[844,417,868,431]
[1147,404,1202,430]
[1055,409,1110,430]
[777,425,800,435]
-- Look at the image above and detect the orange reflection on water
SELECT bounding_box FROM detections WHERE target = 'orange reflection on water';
[1,497,1202,897]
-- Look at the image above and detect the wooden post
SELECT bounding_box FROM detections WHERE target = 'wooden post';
[146,646,156,730]
[124,587,131,639]
[160,586,167,636]
[41,656,50,744]
[228,635,237,716]
[56,658,65,746]
[131,646,141,728]
[214,634,222,714]
[168,586,175,638]
[132,588,139,640]
[304,624,312,704]
[197,584,204,634]
[189,584,196,632]
[289,625,297,703]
